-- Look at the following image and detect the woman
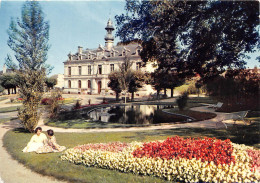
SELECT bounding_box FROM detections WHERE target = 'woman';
[22,127,47,152]
[36,129,66,154]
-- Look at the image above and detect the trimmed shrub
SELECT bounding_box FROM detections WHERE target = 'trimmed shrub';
[176,92,188,111]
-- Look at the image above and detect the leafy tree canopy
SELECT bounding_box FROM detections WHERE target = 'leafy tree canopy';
[115,0,260,81]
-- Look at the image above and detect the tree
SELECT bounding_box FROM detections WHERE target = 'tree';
[115,1,259,81]
[108,71,122,101]
[6,1,50,132]
[0,73,18,94]
[108,56,146,101]
[45,77,57,90]
[118,56,133,92]
[0,85,4,93]
[128,70,145,100]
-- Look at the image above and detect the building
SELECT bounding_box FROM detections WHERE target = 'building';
[50,74,64,89]
[63,19,154,95]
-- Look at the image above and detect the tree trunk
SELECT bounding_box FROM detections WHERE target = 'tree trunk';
[8,88,10,95]
[14,86,17,94]
[131,92,134,101]
[171,88,174,98]
[116,92,119,101]
[164,88,167,96]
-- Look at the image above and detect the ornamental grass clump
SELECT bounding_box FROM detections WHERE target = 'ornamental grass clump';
[61,137,260,182]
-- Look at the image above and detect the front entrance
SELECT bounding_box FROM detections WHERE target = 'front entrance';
[98,81,102,94]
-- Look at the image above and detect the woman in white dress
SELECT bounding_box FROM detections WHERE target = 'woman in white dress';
[22,127,47,152]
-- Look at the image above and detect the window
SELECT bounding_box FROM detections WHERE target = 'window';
[68,80,71,88]
[88,65,91,75]
[68,67,71,76]
[111,52,114,57]
[136,62,141,70]
[137,49,141,55]
[88,80,91,88]
[110,64,114,72]
[78,80,81,89]
[98,65,102,74]
[78,66,81,75]
[122,51,126,56]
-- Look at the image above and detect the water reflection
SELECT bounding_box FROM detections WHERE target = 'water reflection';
[88,105,187,124]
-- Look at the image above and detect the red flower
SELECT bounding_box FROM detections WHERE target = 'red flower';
[132,136,235,166]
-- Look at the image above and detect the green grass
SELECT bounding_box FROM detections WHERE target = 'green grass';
[0,117,18,124]
[0,106,19,113]
[0,97,7,102]
[3,123,259,183]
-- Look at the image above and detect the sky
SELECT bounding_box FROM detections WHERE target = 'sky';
[0,0,259,76]
[0,0,126,75]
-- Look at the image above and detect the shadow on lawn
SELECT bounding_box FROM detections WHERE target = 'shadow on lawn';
[124,123,260,148]
[124,128,228,142]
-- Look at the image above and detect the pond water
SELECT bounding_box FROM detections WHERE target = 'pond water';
[88,105,190,125]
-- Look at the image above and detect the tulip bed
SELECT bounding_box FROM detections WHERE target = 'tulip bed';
[61,136,260,182]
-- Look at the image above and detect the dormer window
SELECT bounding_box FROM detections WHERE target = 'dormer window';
[78,55,82,60]
[122,51,126,56]
[137,49,141,55]
[111,52,114,57]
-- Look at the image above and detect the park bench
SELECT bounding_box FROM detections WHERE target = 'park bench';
[232,110,249,125]
[208,102,223,109]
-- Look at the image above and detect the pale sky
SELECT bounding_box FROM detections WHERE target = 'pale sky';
[0,0,259,76]
[0,0,125,75]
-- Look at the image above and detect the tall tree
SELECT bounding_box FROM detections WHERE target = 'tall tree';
[6,1,50,132]
[116,1,259,81]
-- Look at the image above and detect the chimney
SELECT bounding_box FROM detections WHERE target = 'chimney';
[78,46,83,55]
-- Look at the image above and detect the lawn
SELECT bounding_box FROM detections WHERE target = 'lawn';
[0,96,7,102]
[0,117,18,124]
[0,106,19,113]
[3,122,260,183]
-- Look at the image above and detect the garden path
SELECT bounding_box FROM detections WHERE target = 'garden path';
[0,96,239,183]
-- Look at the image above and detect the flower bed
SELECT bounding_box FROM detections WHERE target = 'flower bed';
[61,137,260,182]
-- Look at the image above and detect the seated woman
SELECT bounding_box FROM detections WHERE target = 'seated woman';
[36,129,66,154]
[22,127,47,152]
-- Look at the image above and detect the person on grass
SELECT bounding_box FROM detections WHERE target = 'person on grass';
[36,129,66,154]
[22,127,47,152]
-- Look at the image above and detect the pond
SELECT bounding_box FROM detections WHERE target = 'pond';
[88,104,191,125]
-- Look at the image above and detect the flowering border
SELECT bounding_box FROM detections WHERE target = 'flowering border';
[61,137,260,182]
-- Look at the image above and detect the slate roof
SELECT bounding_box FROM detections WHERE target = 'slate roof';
[65,42,142,62]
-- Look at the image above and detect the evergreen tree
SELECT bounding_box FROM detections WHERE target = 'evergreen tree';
[6,1,50,132]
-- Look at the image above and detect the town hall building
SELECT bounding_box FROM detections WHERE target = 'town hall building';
[63,19,154,95]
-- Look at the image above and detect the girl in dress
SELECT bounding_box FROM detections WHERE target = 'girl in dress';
[36,129,66,153]
[22,127,47,152]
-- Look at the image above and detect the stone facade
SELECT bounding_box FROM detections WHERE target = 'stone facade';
[63,19,154,95]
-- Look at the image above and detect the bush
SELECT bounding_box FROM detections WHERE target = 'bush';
[41,98,53,105]
[176,92,188,111]
[73,100,81,110]
[49,89,62,118]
